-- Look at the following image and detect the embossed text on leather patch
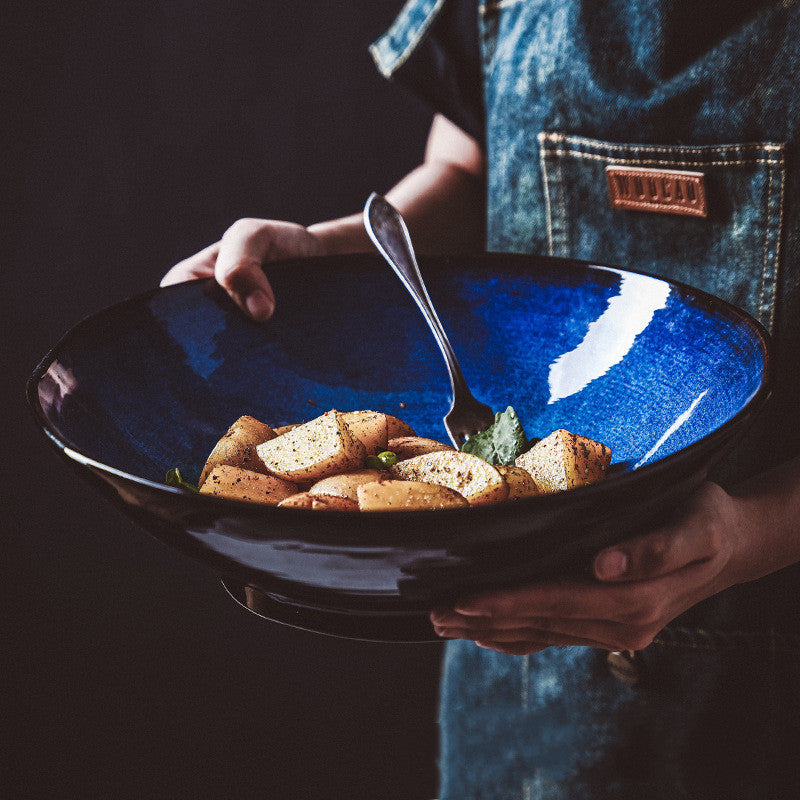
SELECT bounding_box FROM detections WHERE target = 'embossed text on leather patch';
[606,166,708,218]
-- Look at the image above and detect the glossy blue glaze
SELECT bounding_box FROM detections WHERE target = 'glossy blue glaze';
[28,253,771,640]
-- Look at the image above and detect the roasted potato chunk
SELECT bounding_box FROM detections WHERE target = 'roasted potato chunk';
[340,410,389,454]
[385,414,416,439]
[256,410,366,482]
[189,407,611,511]
[278,492,358,511]
[199,415,277,486]
[356,479,468,511]
[515,429,611,493]
[496,465,541,500]
[308,469,385,502]
[199,465,297,504]
[388,436,454,460]
[388,450,509,506]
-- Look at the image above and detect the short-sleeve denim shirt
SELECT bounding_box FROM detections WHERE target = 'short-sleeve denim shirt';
[372,2,800,798]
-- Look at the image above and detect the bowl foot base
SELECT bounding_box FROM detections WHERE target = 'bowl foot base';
[221,580,440,643]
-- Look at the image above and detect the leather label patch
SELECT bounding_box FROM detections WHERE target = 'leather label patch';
[606,166,708,218]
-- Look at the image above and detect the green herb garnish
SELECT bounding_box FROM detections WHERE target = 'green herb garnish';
[366,450,399,470]
[461,406,536,466]
[165,467,200,493]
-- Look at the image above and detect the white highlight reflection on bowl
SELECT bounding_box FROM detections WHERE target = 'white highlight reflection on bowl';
[547,272,671,404]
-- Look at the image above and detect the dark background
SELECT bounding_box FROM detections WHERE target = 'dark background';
[7,3,441,798]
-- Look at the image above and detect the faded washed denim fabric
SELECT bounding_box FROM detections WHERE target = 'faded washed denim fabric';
[439,634,800,799]
[372,2,800,798]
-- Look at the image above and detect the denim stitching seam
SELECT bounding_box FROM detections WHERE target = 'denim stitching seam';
[557,152,568,257]
[539,149,555,256]
[539,132,783,155]
[770,151,786,331]
[759,155,773,327]
[538,148,781,168]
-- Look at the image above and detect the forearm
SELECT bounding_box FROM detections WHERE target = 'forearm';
[307,163,485,255]
[308,114,486,256]
[729,454,800,582]
[384,159,486,253]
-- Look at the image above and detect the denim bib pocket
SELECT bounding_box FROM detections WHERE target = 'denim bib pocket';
[538,132,786,331]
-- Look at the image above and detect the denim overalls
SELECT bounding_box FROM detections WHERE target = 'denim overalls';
[372,2,800,797]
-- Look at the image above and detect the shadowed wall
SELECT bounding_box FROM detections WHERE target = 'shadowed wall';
[6,3,441,798]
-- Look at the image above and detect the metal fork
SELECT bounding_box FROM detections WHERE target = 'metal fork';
[363,192,495,447]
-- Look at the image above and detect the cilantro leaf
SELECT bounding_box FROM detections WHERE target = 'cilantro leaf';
[461,406,535,466]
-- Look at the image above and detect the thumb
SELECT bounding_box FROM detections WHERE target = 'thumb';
[593,525,718,582]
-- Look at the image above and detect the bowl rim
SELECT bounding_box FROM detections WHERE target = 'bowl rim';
[26,252,773,520]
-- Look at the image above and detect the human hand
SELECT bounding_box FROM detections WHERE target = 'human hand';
[430,482,753,655]
[160,218,325,321]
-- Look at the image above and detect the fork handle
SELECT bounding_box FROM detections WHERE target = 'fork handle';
[364,193,469,400]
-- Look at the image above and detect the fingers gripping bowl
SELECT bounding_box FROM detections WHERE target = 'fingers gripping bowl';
[27,254,771,641]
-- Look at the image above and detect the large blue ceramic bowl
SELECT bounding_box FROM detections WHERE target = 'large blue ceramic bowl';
[27,253,771,641]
